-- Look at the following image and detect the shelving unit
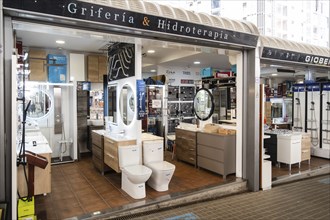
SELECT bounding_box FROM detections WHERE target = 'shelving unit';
[167,85,195,133]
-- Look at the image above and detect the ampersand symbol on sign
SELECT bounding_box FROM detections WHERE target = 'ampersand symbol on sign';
[142,17,150,26]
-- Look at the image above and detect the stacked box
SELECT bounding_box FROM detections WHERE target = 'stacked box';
[301,133,311,162]
[200,67,231,78]
[264,102,272,125]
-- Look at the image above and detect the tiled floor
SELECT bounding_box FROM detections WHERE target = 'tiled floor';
[34,153,329,220]
[272,156,330,180]
[34,152,233,220]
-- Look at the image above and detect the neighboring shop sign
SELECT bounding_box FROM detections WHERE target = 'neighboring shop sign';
[292,84,305,93]
[306,83,321,92]
[4,0,258,47]
[136,80,146,120]
[108,43,135,81]
[262,47,330,67]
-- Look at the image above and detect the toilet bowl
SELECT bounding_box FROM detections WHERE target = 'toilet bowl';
[119,145,152,199]
[143,142,175,192]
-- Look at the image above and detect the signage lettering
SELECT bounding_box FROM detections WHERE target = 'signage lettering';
[3,0,258,47]
[262,47,330,67]
[67,3,134,23]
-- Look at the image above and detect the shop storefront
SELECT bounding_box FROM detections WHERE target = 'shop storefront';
[0,0,262,219]
[258,35,330,190]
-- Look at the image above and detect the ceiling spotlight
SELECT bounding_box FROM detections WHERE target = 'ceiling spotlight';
[147,50,155,54]
[271,73,278,76]
[193,61,200,65]
[56,40,65,44]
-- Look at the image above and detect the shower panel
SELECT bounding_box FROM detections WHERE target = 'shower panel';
[306,83,320,149]
[293,84,306,132]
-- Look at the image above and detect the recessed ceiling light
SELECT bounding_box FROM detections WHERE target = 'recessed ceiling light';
[150,69,156,72]
[194,61,200,65]
[147,50,155,54]
[56,40,65,44]
[272,73,278,76]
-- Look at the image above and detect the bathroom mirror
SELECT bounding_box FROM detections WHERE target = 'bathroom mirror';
[108,84,117,124]
[26,89,52,119]
[120,84,135,125]
[193,88,214,121]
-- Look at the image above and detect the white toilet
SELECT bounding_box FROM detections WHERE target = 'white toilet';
[118,145,152,199]
[143,143,176,192]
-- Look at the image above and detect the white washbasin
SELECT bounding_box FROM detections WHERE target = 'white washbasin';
[104,133,134,141]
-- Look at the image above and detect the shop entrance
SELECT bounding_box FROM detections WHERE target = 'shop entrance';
[12,21,245,219]
[259,44,330,187]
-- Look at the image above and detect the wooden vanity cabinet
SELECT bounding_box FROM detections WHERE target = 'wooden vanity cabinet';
[197,132,236,180]
[103,137,136,173]
[87,55,107,83]
[91,131,109,175]
[29,49,47,81]
[175,128,197,166]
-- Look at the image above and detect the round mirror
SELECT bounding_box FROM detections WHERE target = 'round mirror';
[26,89,52,119]
[193,88,214,121]
[120,84,135,125]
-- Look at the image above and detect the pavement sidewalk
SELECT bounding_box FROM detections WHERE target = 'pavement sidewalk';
[123,174,330,220]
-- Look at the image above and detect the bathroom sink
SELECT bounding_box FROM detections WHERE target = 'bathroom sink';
[25,131,43,136]
[104,133,133,141]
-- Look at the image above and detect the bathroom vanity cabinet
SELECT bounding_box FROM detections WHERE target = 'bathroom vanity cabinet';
[175,128,197,166]
[277,134,302,170]
[197,132,236,180]
[91,130,109,175]
[103,136,136,173]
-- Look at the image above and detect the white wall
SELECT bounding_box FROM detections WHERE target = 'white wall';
[69,53,85,81]
[157,65,201,86]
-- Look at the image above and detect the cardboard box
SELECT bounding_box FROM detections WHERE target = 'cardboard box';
[18,197,34,218]
[200,67,231,78]
[47,54,67,83]
[203,123,219,133]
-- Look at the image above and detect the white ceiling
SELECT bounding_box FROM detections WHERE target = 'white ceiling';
[13,20,327,79]
[14,21,233,74]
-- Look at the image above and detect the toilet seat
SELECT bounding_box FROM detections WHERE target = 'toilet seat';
[147,161,175,171]
[123,165,152,175]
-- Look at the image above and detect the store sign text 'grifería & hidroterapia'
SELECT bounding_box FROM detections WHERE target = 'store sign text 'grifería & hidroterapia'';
[3,0,258,47]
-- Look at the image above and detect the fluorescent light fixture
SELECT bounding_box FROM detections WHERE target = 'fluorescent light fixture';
[147,50,155,54]
[150,69,156,72]
[23,52,28,61]
[193,61,200,65]
[56,40,65,44]
[271,73,278,76]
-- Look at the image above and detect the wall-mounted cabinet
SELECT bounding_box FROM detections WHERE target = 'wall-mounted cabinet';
[29,49,47,81]
[87,55,107,83]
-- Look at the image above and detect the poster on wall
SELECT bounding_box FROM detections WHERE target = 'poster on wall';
[108,43,135,81]
[137,80,146,120]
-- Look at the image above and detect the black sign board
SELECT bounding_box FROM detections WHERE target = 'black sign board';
[261,47,330,67]
[3,0,258,48]
[107,43,135,81]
